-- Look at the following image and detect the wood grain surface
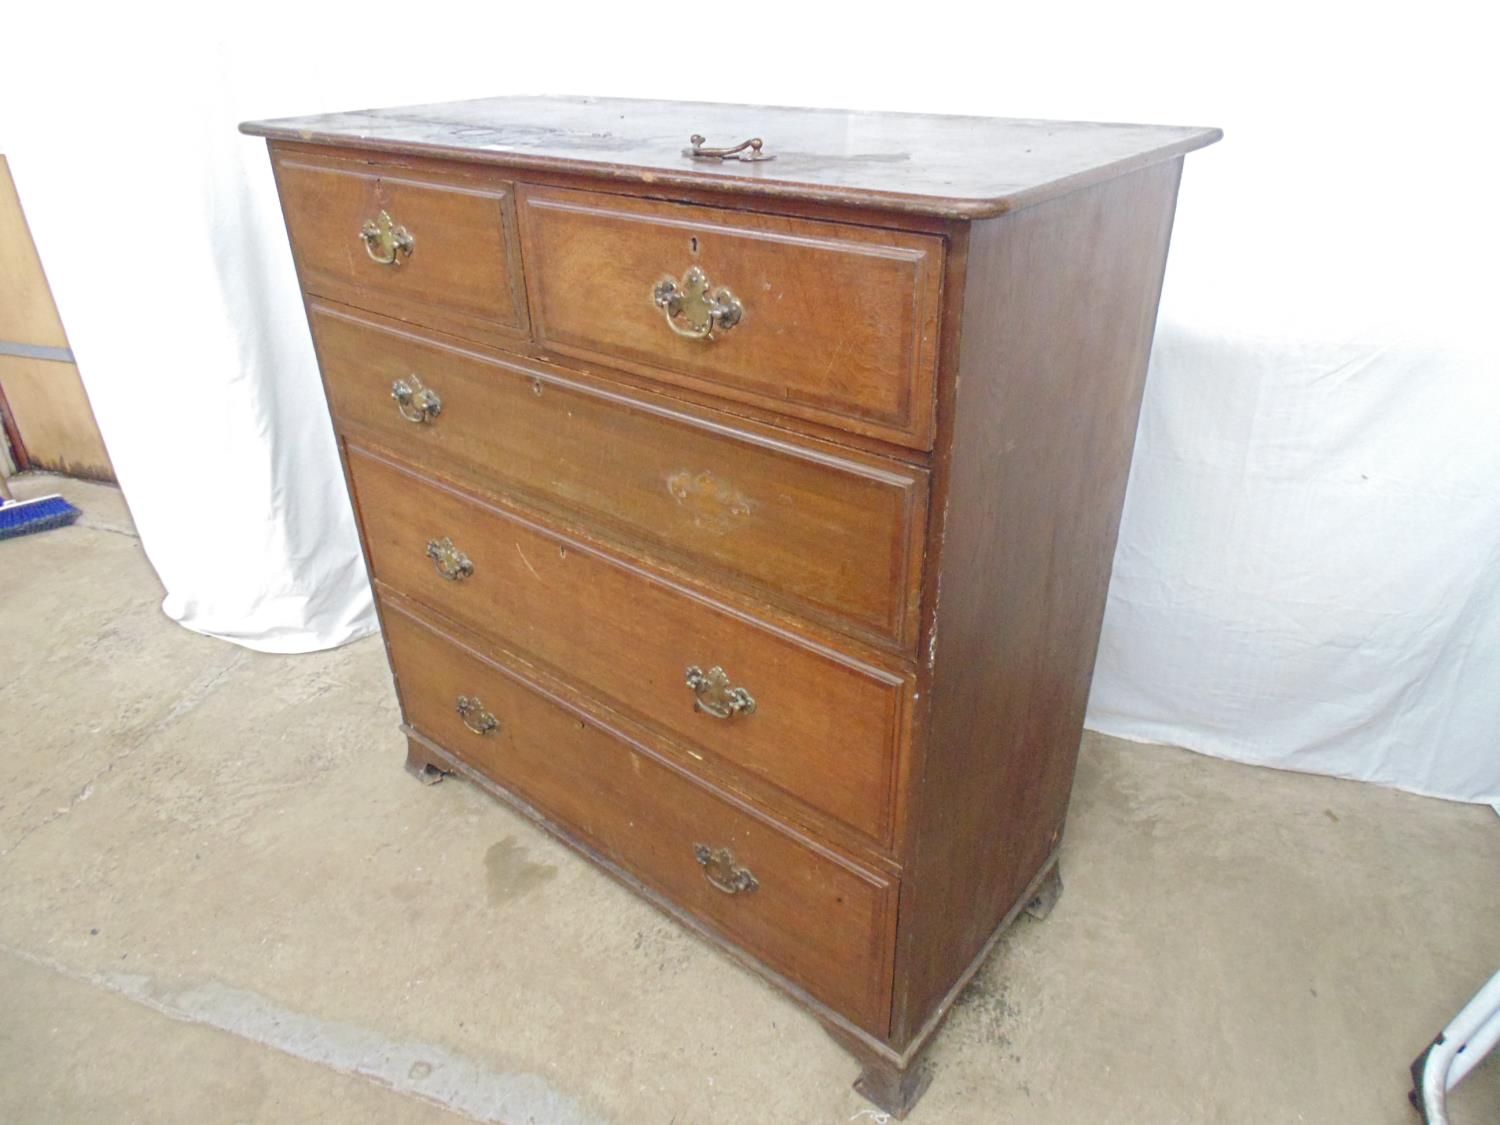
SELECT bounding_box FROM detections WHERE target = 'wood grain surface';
[272,150,527,347]
[518,185,942,448]
[311,304,929,648]
[347,445,914,847]
[243,96,1219,219]
[893,158,1186,1046]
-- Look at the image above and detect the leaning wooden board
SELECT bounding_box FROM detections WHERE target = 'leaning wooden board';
[241,96,1220,1117]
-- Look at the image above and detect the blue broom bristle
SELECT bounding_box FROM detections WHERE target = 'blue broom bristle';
[0,494,82,540]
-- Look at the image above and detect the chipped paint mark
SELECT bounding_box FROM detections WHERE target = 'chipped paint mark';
[923,490,955,672]
[926,570,944,671]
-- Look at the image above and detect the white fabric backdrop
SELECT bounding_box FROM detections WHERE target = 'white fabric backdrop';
[5,3,1495,803]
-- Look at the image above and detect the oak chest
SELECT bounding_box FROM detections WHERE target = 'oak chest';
[241,97,1219,1116]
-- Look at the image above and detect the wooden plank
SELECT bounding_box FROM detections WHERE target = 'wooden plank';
[0,154,114,481]
[0,156,69,349]
[0,356,113,480]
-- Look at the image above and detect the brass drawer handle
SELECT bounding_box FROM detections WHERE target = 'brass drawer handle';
[359,209,414,266]
[694,844,758,895]
[426,537,472,581]
[391,375,441,424]
[685,665,756,720]
[456,695,498,736]
[653,266,743,341]
[683,135,773,163]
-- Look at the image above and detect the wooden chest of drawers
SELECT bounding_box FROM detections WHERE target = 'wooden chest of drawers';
[242,97,1219,1116]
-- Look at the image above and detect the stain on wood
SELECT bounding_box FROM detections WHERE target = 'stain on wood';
[664,468,752,533]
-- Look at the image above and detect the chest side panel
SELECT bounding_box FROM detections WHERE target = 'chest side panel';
[894,158,1186,1044]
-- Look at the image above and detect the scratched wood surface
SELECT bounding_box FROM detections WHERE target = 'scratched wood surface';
[309,303,929,648]
[347,444,915,849]
[241,95,1219,218]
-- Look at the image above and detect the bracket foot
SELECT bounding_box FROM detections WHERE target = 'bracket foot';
[404,737,449,786]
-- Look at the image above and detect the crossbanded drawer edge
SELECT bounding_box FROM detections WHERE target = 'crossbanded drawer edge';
[348,440,915,851]
[311,302,930,650]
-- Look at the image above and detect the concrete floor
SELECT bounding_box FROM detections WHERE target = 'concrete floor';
[2,471,1497,1125]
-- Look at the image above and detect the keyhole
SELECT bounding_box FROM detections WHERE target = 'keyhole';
[531,380,543,397]
[689,236,699,255]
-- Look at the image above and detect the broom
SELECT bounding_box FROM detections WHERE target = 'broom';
[0,472,80,540]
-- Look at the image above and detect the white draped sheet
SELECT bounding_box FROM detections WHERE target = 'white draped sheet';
[5,3,1494,803]
[1088,329,1500,805]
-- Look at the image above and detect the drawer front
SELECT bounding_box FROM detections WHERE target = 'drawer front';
[384,603,896,1035]
[314,306,927,648]
[348,446,911,845]
[271,149,527,345]
[517,186,943,449]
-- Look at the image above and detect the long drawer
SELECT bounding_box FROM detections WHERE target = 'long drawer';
[348,445,911,846]
[383,601,897,1036]
[313,305,927,648]
[517,186,943,449]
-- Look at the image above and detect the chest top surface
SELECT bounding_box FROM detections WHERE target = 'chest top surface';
[240,95,1220,218]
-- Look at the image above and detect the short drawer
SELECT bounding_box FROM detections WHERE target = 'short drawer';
[314,306,927,648]
[517,186,943,449]
[348,446,912,845]
[384,602,897,1036]
[271,147,527,346]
